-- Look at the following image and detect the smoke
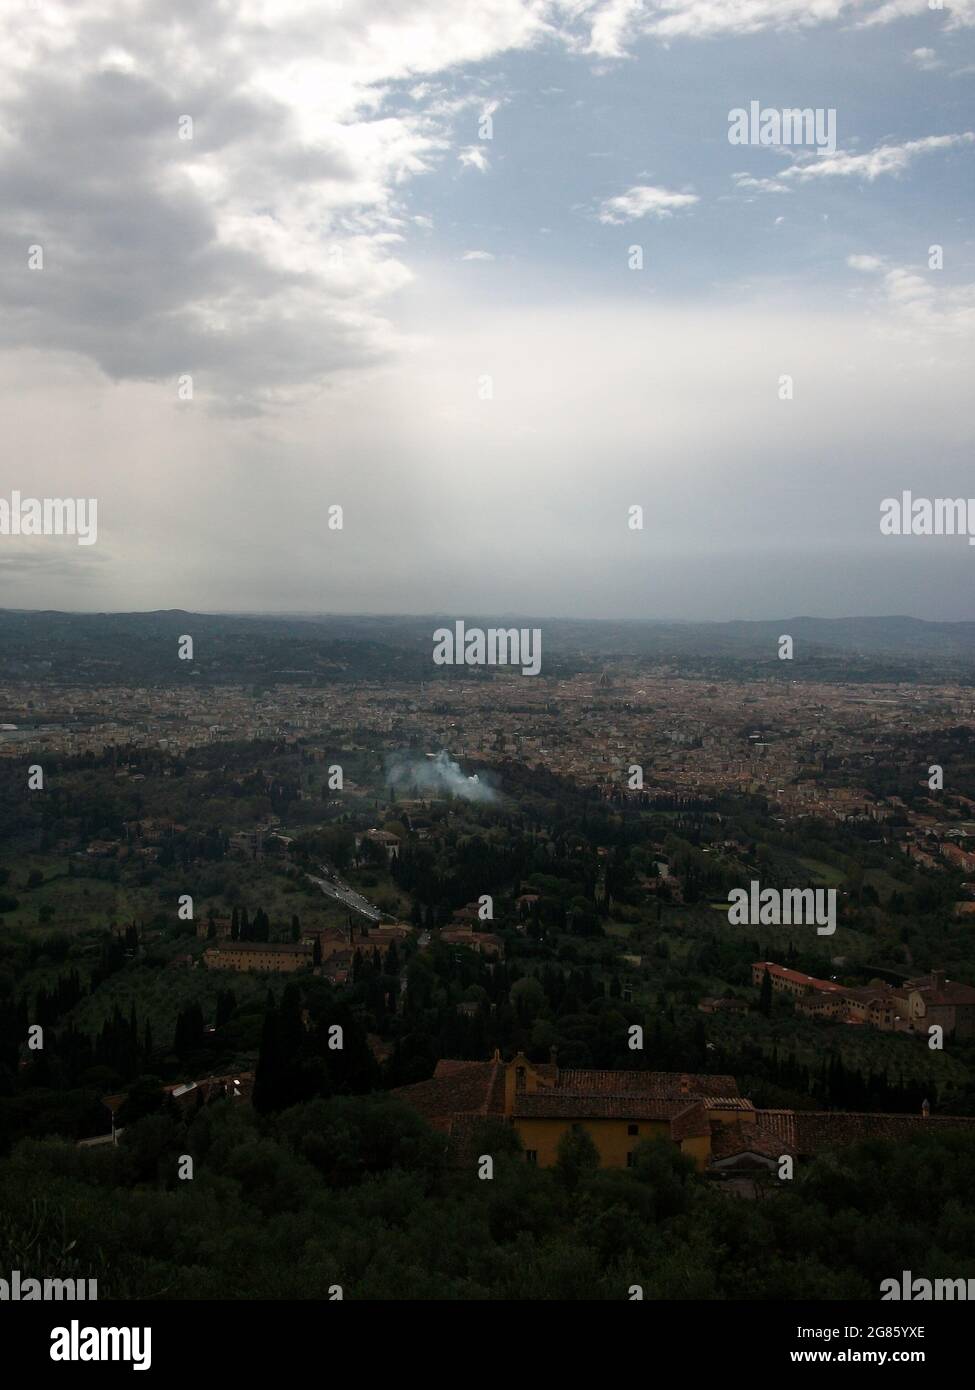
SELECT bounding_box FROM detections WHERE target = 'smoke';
[385,749,499,804]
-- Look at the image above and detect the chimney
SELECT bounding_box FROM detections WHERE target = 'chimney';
[921,1098,930,1118]
[931,969,946,993]
[679,1073,690,1096]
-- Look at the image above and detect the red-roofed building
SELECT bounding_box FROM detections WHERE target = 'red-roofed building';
[893,970,975,1038]
[439,924,504,958]
[752,961,844,999]
[392,1050,975,1176]
[393,1051,737,1170]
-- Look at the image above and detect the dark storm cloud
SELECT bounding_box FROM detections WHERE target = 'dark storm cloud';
[0,10,430,406]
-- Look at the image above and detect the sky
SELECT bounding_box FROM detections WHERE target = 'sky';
[0,0,973,621]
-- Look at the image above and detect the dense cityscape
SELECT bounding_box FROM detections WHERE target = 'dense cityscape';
[2,612,975,1315]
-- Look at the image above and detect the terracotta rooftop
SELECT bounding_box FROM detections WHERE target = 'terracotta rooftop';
[556,1069,738,1098]
[513,1093,688,1121]
[669,1102,711,1140]
[392,1058,506,1130]
[392,1060,740,1131]
[841,986,893,1004]
[205,941,310,954]
[791,1110,975,1152]
[756,1109,799,1149]
[754,962,845,994]
[754,1108,975,1155]
[710,1118,796,1163]
[897,980,975,1007]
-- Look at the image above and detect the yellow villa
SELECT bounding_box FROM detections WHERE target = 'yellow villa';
[393,1050,975,1176]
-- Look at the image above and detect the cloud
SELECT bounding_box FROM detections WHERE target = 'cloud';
[647,0,850,39]
[847,254,975,334]
[732,173,790,194]
[0,542,111,579]
[458,145,491,172]
[565,0,852,51]
[860,0,975,29]
[596,183,698,223]
[579,0,649,57]
[461,250,495,260]
[2,288,973,619]
[0,1,548,409]
[563,0,975,56]
[881,266,975,335]
[2,1,969,415]
[910,47,942,70]
[780,132,975,182]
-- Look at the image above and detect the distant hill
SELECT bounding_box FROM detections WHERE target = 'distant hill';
[0,609,972,686]
[536,615,975,660]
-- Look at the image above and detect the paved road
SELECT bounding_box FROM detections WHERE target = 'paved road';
[308,867,383,922]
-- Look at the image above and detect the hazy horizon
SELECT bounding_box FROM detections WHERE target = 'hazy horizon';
[4,606,975,626]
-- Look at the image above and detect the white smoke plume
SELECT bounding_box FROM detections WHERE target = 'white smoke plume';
[385,750,499,803]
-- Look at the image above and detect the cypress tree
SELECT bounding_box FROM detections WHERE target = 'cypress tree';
[759,966,773,1016]
[253,991,280,1114]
